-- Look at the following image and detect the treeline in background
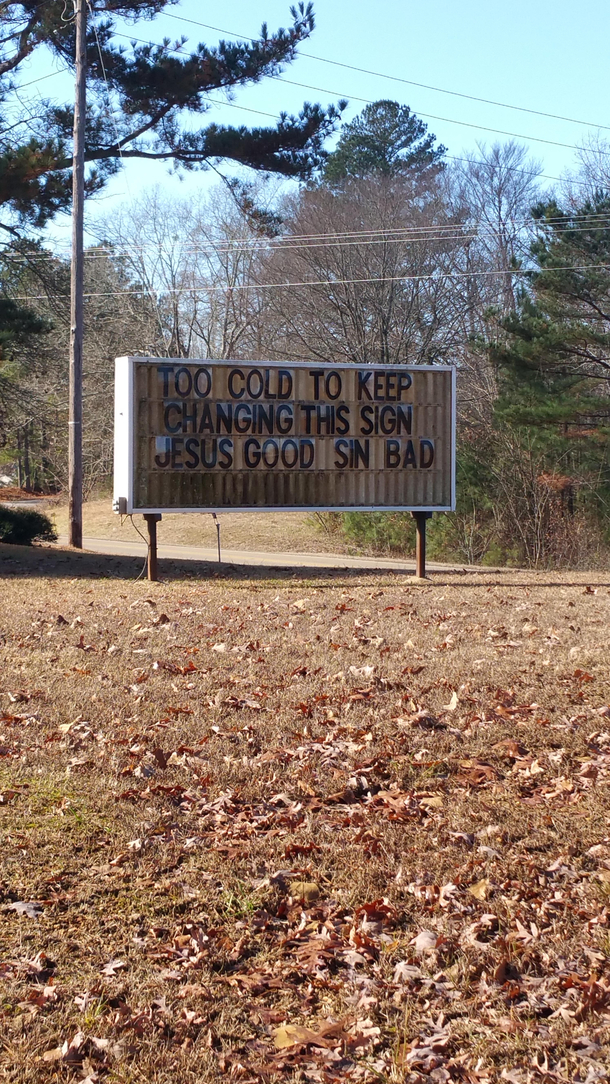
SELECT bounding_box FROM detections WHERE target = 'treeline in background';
[2,100,610,568]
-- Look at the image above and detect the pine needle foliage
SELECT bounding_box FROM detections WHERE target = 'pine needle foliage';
[322,100,445,183]
[0,1,344,231]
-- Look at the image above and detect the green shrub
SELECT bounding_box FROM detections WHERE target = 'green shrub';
[0,506,57,545]
[340,511,416,554]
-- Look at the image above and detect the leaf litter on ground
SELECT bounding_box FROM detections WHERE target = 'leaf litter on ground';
[1,568,610,1081]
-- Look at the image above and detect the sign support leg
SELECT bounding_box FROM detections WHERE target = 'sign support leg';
[412,512,432,580]
[144,514,161,582]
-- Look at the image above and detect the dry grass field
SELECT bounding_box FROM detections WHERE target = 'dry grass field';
[50,500,347,556]
[1,545,610,1083]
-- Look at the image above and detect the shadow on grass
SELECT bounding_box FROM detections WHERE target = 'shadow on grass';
[2,542,610,588]
[0,542,405,583]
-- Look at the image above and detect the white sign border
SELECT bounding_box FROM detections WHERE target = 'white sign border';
[114,357,456,515]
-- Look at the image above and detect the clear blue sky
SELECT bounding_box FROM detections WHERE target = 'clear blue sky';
[16,0,610,245]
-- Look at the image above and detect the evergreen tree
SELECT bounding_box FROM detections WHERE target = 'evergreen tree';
[498,195,610,388]
[494,195,610,440]
[0,294,50,426]
[322,100,445,183]
[488,194,610,557]
[0,272,54,485]
[0,1,343,232]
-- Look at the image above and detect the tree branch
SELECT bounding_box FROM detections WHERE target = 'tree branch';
[0,9,40,77]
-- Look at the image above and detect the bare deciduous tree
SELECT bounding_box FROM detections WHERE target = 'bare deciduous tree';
[256,174,467,366]
[446,142,544,437]
[563,132,610,205]
[96,183,275,361]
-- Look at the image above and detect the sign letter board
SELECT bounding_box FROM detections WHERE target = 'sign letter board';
[113,358,455,514]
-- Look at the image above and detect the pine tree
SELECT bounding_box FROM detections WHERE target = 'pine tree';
[322,100,445,183]
[0,272,53,483]
[0,1,344,232]
[494,194,610,435]
[488,194,610,556]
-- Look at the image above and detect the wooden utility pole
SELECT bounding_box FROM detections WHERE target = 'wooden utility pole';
[68,0,87,548]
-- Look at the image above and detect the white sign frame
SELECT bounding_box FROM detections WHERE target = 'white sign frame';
[113,357,456,515]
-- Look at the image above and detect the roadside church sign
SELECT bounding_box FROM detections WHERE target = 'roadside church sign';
[114,358,455,515]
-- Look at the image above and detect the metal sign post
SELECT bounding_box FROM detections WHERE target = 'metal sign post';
[144,513,161,581]
[212,512,221,563]
[412,510,433,579]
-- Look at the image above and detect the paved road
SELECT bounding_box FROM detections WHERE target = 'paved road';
[2,498,54,509]
[57,534,470,574]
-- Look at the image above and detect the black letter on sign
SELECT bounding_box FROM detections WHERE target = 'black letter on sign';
[158,365,174,396]
[397,404,412,434]
[164,403,181,434]
[276,404,293,434]
[216,403,233,434]
[309,369,323,399]
[300,403,315,434]
[181,401,197,433]
[385,439,401,468]
[174,367,192,398]
[334,438,349,468]
[171,437,184,469]
[244,438,261,468]
[197,403,213,434]
[357,371,372,400]
[281,439,299,468]
[336,404,350,435]
[380,404,396,434]
[228,369,245,399]
[354,439,370,468]
[234,404,251,433]
[397,372,412,400]
[325,371,342,399]
[246,369,264,399]
[262,439,279,468]
[201,439,217,469]
[420,439,435,468]
[360,405,373,435]
[185,437,199,469]
[277,370,292,399]
[154,438,170,468]
[219,438,233,469]
[194,368,211,397]
[300,439,315,468]
[403,439,417,467]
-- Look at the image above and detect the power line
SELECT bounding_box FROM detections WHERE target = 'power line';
[5,11,609,205]
[14,28,600,177]
[277,74,610,162]
[297,56,610,136]
[93,31,606,192]
[35,222,610,259]
[160,11,610,136]
[4,210,610,267]
[8,261,610,301]
[5,29,604,195]
[17,68,67,90]
[110,25,608,162]
[90,223,610,256]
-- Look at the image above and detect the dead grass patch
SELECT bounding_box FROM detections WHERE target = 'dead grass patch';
[50,500,348,556]
[1,562,610,1082]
